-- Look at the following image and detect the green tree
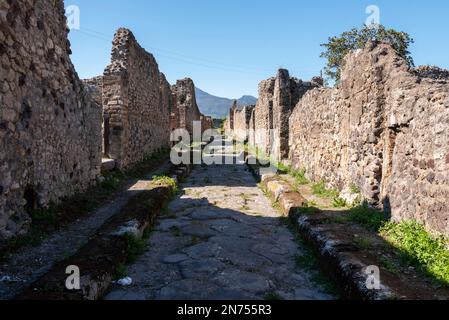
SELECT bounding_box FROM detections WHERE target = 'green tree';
[320,25,414,82]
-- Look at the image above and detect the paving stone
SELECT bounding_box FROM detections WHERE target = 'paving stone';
[162,254,190,264]
[215,269,270,294]
[109,161,335,300]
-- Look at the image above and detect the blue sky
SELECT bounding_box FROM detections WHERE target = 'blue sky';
[67,0,449,98]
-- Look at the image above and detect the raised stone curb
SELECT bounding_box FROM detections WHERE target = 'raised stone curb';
[292,214,395,300]
[260,174,308,216]
[15,164,192,300]
[246,161,397,300]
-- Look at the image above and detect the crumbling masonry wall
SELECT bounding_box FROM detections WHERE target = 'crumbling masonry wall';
[171,78,202,136]
[254,78,275,155]
[0,0,102,240]
[224,101,237,137]
[102,28,170,169]
[248,107,256,146]
[201,115,213,133]
[253,69,320,161]
[83,77,106,155]
[232,105,255,142]
[289,42,449,236]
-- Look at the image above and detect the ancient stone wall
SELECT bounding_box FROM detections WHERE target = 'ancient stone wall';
[248,107,256,146]
[201,115,213,133]
[83,77,106,155]
[254,78,275,155]
[289,42,449,236]
[82,77,103,106]
[253,70,320,160]
[102,28,170,169]
[233,105,255,142]
[223,100,237,136]
[0,0,102,240]
[170,78,202,136]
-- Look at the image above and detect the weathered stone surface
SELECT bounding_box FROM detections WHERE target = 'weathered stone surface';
[413,65,449,81]
[106,156,334,300]
[102,28,171,169]
[0,0,102,240]
[253,69,321,161]
[170,78,202,136]
[82,76,103,106]
[227,103,255,142]
[201,115,213,133]
[278,192,308,217]
[289,42,449,236]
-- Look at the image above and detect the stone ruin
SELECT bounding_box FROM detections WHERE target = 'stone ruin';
[0,1,211,241]
[252,69,321,161]
[2,0,449,242]
[99,28,171,169]
[289,42,449,237]
[225,100,255,142]
[170,78,202,136]
[413,65,449,81]
[0,0,102,240]
[225,42,449,237]
[201,115,213,134]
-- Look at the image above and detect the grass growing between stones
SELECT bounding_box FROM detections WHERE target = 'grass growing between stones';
[290,169,310,186]
[152,175,179,195]
[0,149,170,260]
[124,233,147,263]
[379,256,400,275]
[275,163,310,186]
[279,215,339,297]
[259,175,339,296]
[311,181,340,199]
[380,221,449,287]
[354,236,374,251]
[346,204,449,287]
[347,204,389,232]
[113,264,128,281]
[294,206,320,216]
[332,197,348,208]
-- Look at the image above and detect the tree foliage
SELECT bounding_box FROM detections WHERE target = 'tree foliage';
[320,25,414,82]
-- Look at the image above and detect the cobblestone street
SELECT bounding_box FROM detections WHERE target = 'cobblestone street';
[106,162,334,300]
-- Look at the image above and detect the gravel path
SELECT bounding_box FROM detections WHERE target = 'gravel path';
[106,162,335,300]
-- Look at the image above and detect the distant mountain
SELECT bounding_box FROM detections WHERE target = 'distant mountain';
[195,87,257,119]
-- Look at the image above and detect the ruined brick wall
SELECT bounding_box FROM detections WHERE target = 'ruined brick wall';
[160,72,173,143]
[171,78,202,136]
[83,77,106,155]
[224,101,237,137]
[201,115,213,133]
[248,107,256,146]
[0,0,102,240]
[253,70,320,160]
[273,70,321,161]
[233,105,255,142]
[289,42,449,236]
[82,77,103,106]
[254,78,275,155]
[102,28,170,169]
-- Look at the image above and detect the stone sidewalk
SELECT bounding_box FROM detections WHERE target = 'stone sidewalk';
[0,161,172,300]
[105,162,334,300]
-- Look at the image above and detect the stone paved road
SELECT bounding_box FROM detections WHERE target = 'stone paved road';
[105,163,335,300]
